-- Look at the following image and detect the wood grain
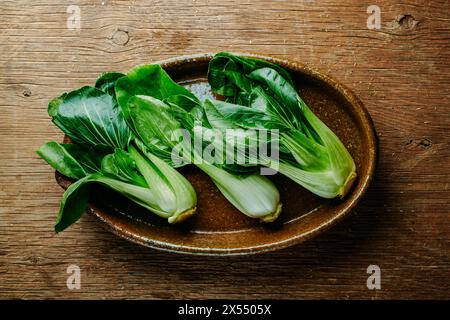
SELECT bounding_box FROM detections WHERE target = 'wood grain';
[0,0,449,299]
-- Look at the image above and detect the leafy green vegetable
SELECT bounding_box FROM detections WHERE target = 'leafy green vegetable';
[41,52,358,231]
[48,86,131,151]
[37,142,106,179]
[130,142,197,222]
[115,79,282,221]
[116,64,265,173]
[208,52,294,99]
[95,72,125,98]
[207,52,357,198]
[39,81,198,231]
[54,172,167,233]
[201,99,279,170]
[129,95,185,166]
[196,162,281,221]
[38,141,197,231]
[53,143,197,232]
[116,64,199,125]
[101,148,147,187]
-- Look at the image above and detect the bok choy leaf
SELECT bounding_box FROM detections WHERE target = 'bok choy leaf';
[38,140,196,231]
[53,172,157,233]
[207,52,357,198]
[37,142,106,179]
[115,64,199,124]
[117,89,281,221]
[95,72,125,98]
[48,86,131,151]
[39,83,197,231]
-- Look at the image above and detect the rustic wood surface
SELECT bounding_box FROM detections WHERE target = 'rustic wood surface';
[0,0,449,299]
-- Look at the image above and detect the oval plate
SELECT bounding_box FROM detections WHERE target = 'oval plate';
[56,53,377,256]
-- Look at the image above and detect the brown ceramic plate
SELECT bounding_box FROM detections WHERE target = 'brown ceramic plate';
[55,53,377,255]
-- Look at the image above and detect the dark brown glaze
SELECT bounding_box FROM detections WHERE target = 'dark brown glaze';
[55,53,377,255]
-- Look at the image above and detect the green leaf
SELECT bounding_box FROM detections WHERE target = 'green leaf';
[37,141,106,179]
[280,130,329,171]
[126,95,185,165]
[112,62,283,220]
[48,86,131,151]
[45,72,200,231]
[302,107,356,187]
[248,69,303,129]
[124,94,280,220]
[207,52,294,97]
[55,146,199,232]
[207,52,357,198]
[54,172,168,233]
[130,143,197,223]
[249,68,299,112]
[101,149,147,187]
[115,64,199,128]
[164,94,201,113]
[204,99,283,130]
[167,100,199,132]
[203,99,237,129]
[95,72,125,97]
[54,173,92,233]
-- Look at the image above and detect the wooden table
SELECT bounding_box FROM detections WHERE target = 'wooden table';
[1,0,448,299]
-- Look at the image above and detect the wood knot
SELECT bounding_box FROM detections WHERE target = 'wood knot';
[386,14,419,33]
[111,29,129,46]
[28,255,40,265]
[417,138,432,148]
[397,14,419,30]
[404,138,432,149]
[22,88,32,97]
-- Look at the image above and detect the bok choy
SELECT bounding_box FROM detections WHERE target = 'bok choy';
[39,52,357,233]
[38,83,197,232]
[207,52,357,198]
[115,65,282,221]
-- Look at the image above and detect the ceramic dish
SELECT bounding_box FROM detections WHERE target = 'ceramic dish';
[56,53,377,255]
